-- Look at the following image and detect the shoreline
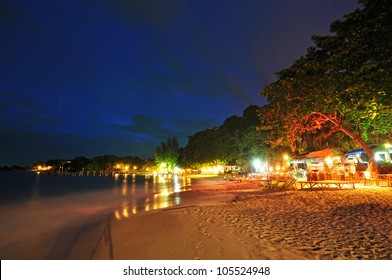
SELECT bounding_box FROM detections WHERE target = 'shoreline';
[0,174,223,260]
[70,180,392,260]
[70,178,240,260]
[2,177,391,260]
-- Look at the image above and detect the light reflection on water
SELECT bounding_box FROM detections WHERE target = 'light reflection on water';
[0,172,194,256]
[113,174,192,220]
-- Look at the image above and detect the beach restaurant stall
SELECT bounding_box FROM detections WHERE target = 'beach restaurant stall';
[298,148,346,181]
[345,144,392,168]
[373,143,392,162]
[345,144,392,163]
[345,148,368,164]
[306,148,343,169]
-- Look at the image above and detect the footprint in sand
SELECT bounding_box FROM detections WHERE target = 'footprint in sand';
[195,242,203,249]
[201,227,211,237]
[197,223,204,228]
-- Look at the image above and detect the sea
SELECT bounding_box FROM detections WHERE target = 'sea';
[0,171,218,259]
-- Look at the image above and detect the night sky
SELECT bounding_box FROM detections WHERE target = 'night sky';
[1,0,359,166]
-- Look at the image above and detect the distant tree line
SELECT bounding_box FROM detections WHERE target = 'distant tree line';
[32,155,150,173]
[0,165,28,171]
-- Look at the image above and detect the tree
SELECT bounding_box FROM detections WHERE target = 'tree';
[237,126,271,164]
[69,156,90,172]
[154,137,180,171]
[181,128,226,169]
[182,105,272,169]
[259,0,392,172]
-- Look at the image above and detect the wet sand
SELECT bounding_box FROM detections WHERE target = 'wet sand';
[72,180,392,260]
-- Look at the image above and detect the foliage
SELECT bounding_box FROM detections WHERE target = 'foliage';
[68,156,90,172]
[182,105,272,169]
[379,161,392,174]
[0,165,27,171]
[154,137,180,170]
[40,155,144,172]
[259,0,392,164]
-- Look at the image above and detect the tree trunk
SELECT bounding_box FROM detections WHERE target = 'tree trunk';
[338,126,378,173]
[313,112,378,174]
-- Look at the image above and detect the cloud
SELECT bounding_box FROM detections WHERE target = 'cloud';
[107,113,221,150]
[0,123,158,166]
[110,114,175,139]
[84,0,263,104]
[0,92,42,112]
[0,127,82,165]
[0,92,69,135]
[88,0,184,28]
[169,116,220,135]
[22,113,62,127]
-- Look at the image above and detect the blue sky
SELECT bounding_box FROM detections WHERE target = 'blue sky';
[0,0,359,165]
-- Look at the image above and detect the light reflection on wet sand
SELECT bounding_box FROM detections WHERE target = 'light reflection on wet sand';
[113,175,192,220]
[0,173,205,259]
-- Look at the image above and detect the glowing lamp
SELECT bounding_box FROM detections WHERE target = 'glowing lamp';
[325,157,333,165]
[253,159,262,172]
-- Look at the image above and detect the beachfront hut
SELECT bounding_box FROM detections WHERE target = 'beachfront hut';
[373,143,392,162]
[289,154,307,179]
[345,144,391,163]
[304,148,344,173]
[344,148,370,174]
[290,148,346,180]
[345,148,368,163]
[290,154,306,168]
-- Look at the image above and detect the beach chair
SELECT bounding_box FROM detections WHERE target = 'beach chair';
[363,171,379,186]
[266,177,297,190]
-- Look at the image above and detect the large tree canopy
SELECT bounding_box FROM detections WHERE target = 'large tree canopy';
[259,0,392,168]
[181,105,271,169]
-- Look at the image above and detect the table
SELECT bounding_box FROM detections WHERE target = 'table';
[298,180,356,189]
[377,174,392,187]
[387,174,392,187]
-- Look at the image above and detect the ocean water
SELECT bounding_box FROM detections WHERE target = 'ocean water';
[0,171,208,259]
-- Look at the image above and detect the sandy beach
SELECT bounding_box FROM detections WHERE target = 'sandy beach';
[71,179,392,260]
